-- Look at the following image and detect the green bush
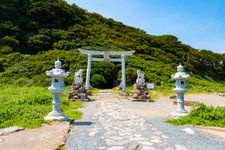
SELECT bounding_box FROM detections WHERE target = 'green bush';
[91,74,107,88]
[0,46,13,54]
[167,103,225,127]
[0,36,19,51]
[91,61,118,88]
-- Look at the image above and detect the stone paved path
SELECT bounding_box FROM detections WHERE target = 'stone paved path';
[65,90,225,150]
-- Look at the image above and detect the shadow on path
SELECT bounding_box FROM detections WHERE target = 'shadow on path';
[73,121,93,126]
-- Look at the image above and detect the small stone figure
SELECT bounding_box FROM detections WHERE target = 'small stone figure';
[131,69,151,102]
[136,69,145,85]
[68,69,89,101]
[117,78,122,90]
[74,69,83,84]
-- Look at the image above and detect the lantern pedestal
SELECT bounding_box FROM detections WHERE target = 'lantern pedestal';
[44,111,69,121]
[45,92,69,121]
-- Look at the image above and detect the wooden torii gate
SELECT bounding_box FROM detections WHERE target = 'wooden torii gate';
[78,49,135,94]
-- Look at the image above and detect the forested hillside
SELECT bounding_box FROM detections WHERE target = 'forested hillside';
[0,0,225,92]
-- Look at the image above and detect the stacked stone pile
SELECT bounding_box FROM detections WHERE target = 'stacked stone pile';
[68,82,88,101]
[131,83,150,101]
[131,70,151,102]
[68,69,89,101]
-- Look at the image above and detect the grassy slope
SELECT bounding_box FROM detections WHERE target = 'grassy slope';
[0,85,83,128]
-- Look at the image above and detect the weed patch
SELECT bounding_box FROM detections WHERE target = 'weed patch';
[0,85,83,128]
[167,103,225,127]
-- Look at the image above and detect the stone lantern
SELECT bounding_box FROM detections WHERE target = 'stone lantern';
[171,64,190,117]
[44,60,69,121]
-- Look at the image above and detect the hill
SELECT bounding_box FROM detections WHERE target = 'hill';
[0,0,225,92]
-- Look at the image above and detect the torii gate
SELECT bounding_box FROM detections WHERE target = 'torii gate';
[78,49,135,94]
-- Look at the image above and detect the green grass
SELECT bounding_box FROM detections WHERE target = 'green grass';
[119,84,173,100]
[89,88,100,95]
[167,103,225,127]
[187,76,225,94]
[126,86,133,94]
[148,77,225,100]
[112,76,225,100]
[0,85,83,128]
[57,145,65,150]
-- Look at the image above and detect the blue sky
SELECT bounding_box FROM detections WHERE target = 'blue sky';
[66,0,225,54]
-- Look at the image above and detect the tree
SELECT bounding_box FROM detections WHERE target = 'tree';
[27,34,51,53]
[28,0,77,28]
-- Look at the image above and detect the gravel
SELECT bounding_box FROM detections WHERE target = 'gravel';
[145,118,225,150]
[65,90,225,150]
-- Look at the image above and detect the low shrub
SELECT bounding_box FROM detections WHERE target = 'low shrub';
[91,74,107,88]
[167,103,225,127]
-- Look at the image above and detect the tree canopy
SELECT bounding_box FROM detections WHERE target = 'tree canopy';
[0,0,224,90]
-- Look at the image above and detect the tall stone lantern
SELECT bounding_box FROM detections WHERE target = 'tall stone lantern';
[171,64,190,117]
[45,60,69,121]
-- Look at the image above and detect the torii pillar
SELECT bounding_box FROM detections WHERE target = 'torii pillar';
[86,54,92,90]
[121,54,126,94]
